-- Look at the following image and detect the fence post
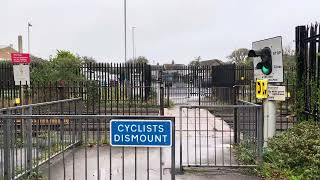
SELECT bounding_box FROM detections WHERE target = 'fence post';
[295,26,307,118]
[167,84,170,107]
[233,86,239,144]
[159,69,164,115]
[198,66,201,106]
[26,106,33,173]
[160,83,164,116]
[3,110,11,180]
[179,107,183,173]
[171,118,176,180]
[58,83,65,141]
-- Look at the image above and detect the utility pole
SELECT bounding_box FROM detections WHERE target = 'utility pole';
[124,0,127,62]
[28,22,32,53]
[132,26,136,60]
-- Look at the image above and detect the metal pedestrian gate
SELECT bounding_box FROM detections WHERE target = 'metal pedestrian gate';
[177,101,263,170]
[0,98,176,180]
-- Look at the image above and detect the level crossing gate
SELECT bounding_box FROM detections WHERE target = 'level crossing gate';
[176,101,263,170]
[0,98,176,180]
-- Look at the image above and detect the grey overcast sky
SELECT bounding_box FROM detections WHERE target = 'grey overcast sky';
[2,0,320,64]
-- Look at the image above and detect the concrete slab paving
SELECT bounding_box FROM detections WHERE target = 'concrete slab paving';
[40,146,170,180]
[37,106,257,180]
[176,168,260,180]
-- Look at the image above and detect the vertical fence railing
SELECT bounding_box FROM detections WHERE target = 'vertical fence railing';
[296,23,320,121]
[1,62,297,128]
[178,104,263,168]
[0,113,176,180]
[0,98,82,179]
[0,63,160,115]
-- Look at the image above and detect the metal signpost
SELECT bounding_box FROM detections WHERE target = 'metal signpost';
[11,53,31,64]
[110,118,175,180]
[11,53,31,86]
[268,86,286,101]
[249,36,283,146]
[11,52,32,172]
[12,64,30,85]
[110,119,172,147]
[256,79,268,99]
[252,36,283,83]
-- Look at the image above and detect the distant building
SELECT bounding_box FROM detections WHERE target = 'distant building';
[163,63,185,74]
[199,59,224,66]
[0,45,18,61]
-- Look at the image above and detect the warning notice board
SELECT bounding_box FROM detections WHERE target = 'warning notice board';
[268,86,286,101]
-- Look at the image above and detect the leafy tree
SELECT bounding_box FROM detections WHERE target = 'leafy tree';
[242,57,254,67]
[282,45,296,67]
[227,48,249,64]
[189,56,201,66]
[127,56,149,64]
[30,55,45,65]
[31,50,84,83]
[81,56,97,64]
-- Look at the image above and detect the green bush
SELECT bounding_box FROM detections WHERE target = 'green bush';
[233,139,256,165]
[260,121,320,179]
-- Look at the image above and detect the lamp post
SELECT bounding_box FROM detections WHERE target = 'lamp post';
[124,0,127,62]
[27,22,32,53]
[132,26,136,60]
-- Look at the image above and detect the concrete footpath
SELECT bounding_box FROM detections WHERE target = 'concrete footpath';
[39,106,259,179]
[164,107,260,180]
[176,167,259,180]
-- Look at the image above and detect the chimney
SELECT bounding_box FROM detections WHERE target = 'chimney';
[18,35,23,53]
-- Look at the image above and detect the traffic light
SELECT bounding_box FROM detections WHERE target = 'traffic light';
[248,47,272,75]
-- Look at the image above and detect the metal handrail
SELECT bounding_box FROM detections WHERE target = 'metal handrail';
[179,104,262,109]
[0,97,82,112]
[237,99,262,106]
[0,114,175,119]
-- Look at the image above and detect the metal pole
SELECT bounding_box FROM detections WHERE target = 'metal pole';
[124,0,127,62]
[160,83,164,116]
[132,27,136,60]
[171,118,176,180]
[179,108,183,172]
[26,107,33,173]
[3,110,11,180]
[256,106,264,164]
[263,99,276,147]
[233,86,239,143]
[28,22,31,53]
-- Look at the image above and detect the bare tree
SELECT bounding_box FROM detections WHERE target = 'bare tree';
[189,56,201,66]
[283,45,295,56]
[227,48,249,64]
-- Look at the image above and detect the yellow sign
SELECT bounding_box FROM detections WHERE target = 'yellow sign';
[256,79,268,99]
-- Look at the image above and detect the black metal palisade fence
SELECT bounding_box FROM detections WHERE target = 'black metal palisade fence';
[296,23,320,121]
[1,62,297,130]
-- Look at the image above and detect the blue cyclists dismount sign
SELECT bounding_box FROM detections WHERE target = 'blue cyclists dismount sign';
[110,120,172,147]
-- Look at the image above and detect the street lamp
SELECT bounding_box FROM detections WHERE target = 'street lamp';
[132,26,136,60]
[124,0,127,62]
[27,22,32,53]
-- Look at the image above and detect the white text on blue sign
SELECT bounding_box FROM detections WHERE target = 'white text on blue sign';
[110,120,172,147]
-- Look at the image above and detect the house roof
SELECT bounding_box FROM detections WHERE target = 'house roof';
[0,46,18,60]
[0,45,9,49]
[163,64,185,70]
[199,59,224,66]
